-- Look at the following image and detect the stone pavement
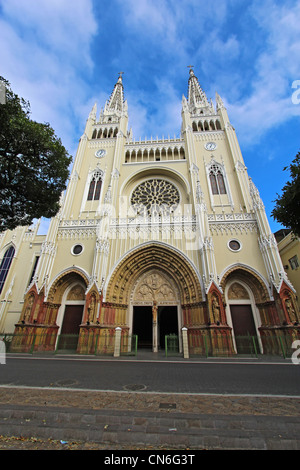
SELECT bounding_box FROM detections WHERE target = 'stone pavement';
[0,385,300,450]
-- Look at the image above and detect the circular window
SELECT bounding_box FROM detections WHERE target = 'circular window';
[72,244,83,255]
[228,239,241,252]
[131,179,180,216]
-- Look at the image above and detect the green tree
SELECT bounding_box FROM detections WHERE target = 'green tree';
[272,152,300,237]
[0,77,72,232]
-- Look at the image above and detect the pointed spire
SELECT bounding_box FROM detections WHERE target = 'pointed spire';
[187,66,209,111]
[89,102,97,121]
[216,92,225,110]
[105,72,125,114]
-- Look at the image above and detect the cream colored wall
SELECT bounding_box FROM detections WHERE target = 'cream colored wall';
[278,234,300,307]
[212,231,268,280]
[0,228,45,332]
[66,145,116,219]
[193,134,247,214]
[50,237,95,283]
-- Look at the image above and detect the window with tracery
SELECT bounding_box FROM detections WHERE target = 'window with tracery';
[87,170,103,201]
[131,179,180,216]
[209,164,227,195]
[0,246,15,294]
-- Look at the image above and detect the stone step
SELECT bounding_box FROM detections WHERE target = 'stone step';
[0,404,299,450]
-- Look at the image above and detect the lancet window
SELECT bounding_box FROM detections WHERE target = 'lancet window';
[209,163,227,195]
[0,246,15,294]
[87,170,103,201]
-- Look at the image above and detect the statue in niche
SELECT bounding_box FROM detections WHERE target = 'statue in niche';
[23,295,34,323]
[211,295,221,324]
[87,294,97,323]
[152,302,158,324]
[285,297,298,323]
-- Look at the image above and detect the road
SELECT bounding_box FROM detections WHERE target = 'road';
[1,355,300,396]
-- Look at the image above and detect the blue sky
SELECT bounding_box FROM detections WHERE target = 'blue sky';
[0,0,299,234]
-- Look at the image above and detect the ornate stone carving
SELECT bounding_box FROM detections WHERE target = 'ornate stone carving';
[228,282,250,300]
[67,284,85,301]
[133,271,177,304]
[131,179,180,216]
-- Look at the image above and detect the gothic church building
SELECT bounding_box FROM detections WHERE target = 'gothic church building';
[0,69,299,356]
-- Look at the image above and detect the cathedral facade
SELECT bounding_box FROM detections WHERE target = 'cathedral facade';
[0,69,299,356]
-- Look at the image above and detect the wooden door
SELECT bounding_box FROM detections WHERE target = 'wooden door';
[61,305,84,334]
[58,305,84,350]
[230,305,259,354]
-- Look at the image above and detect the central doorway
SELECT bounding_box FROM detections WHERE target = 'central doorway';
[132,305,178,351]
[158,306,178,349]
[133,306,153,349]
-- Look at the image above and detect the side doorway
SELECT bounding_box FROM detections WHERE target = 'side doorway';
[230,305,260,354]
[57,305,84,350]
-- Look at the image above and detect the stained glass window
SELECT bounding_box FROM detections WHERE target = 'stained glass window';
[131,179,180,216]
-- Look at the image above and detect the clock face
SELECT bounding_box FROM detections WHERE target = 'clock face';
[205,142,217,151]
[95,149,106,158]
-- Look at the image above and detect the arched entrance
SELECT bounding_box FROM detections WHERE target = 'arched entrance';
[225,280,261,354]
[47,269,88,350]
[131,269,180,351]
[221,266,269,354]
[104,242,204,352]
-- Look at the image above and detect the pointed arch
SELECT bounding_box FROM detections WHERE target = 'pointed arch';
[87,169,103,201]
[104,242,204,305]
[0,245,15,295]
[46,267,89,304]
[208,161,226,195]
[220,264,270,303]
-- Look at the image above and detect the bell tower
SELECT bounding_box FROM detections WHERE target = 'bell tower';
[61,73,128,222]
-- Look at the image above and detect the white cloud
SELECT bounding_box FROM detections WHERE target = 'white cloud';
[0,0,98,154]
[220,1,300,146]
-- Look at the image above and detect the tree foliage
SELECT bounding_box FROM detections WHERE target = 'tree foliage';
[0,77,72,232]
[272,152,300,237]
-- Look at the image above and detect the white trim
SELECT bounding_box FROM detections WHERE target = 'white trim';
[205,159,233,209]
[44,266,90,302]
[71,244,84,256]
[227,239,242,252]
[80,167,105,215]
[118,165,191,198]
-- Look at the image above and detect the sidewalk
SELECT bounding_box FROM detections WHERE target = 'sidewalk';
[0,384,300,450]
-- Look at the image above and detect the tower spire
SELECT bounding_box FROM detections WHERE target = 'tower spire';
[187,67,211,115]
[105,72,125,114]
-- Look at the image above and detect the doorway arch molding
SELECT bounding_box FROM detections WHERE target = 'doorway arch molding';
[46,267,89,304]
[104,241,204,305]
[219,263,271,304]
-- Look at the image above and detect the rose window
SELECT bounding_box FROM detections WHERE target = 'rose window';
[131,179,180,216]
